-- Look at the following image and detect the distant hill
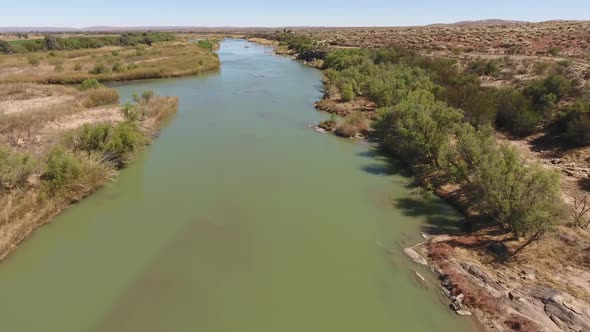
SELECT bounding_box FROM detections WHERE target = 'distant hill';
[0,20,537,33]
[429,19,528,27]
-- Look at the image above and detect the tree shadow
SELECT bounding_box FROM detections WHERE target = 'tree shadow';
[394,195,464,235]
[579,178,590,192]
[357,146,412,178]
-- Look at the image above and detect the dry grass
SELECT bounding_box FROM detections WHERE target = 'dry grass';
[138,95,179,127]
[81,87,120,108]
[0,41,220,84]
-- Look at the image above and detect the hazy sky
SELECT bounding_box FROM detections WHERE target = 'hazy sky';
[0,0,588,27]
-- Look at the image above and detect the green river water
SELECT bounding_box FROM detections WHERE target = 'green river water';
[0,39,478,332]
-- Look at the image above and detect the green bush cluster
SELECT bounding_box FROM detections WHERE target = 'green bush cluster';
[7,32,177,54]
[78,79,104,91]
[553,101,590,147]
[75,122,145,166]
[0,148,36,191]
[321,44,564,242]
[43,147,83,191]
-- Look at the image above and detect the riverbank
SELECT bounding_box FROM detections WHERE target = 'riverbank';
[0,82,179,260]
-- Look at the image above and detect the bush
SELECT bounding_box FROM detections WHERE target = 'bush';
[106,122,145,162]
[111,62,126,73]
[121,102,141,122]
[524,74,572,111]
[54,63,64,72]
[334,123,358,138]
[78,79,103,91]
[89,62,109,75]
[76,123,112,153]
[548,47,561,56]
[467,59,499,77]
[340,82,355,102]
[82,87,120,108]
[441,84,497,127]
[495,88,540,136]
[197,40,214,51]
[43,147,83,190]
[27,55,40,66]
[74,63,83,71]
[553,102,590,147]
[0,148,36,191]
[44,35,61,50]
[0,40,12,54]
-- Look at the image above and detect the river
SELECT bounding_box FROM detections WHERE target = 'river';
[0,39,478,332]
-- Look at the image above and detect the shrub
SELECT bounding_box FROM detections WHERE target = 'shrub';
[441,84,497,127]
[78,79,104,91]
[121,102,141,122]
[0,40,12,54]
[467,59,499,77]
[334,122,358,138]
[553,102,590,147]
[43,147,83,191]
[44,35,61,50]
[89,62,109,75]
[74,63,83,71]
[127,63,138,71]
[495,88,540,136]
[82,87,120,108]
[106,122,145,162]
[112,62,126,73]
[76,123,112,153]
[27,55,40,66]
[318,114,337,131]
[54,63,64,72]
[111,50,120,56]
[340,82,355,102]
[548,47,561,56]
[0,148,36,191]
[197,40,214,51]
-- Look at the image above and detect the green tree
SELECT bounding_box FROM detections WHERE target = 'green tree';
[473,144,562,240]
[377,89,463,166]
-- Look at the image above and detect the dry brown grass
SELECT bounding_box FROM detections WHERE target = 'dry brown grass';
[0,41,220,84]
[81,87,120,108]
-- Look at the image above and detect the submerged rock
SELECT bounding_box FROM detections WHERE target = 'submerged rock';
[404,247,427,265]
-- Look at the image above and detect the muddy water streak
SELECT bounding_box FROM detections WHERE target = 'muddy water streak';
[0,40,478,332]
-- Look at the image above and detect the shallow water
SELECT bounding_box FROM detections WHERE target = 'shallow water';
[0,39,478,332]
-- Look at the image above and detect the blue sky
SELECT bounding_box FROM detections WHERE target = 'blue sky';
[0,0,588,27]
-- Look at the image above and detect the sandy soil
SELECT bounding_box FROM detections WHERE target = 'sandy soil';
[0,95,77,115]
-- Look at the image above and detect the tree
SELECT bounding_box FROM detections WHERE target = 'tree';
[473,143,562,240]
[377,89,463,166]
